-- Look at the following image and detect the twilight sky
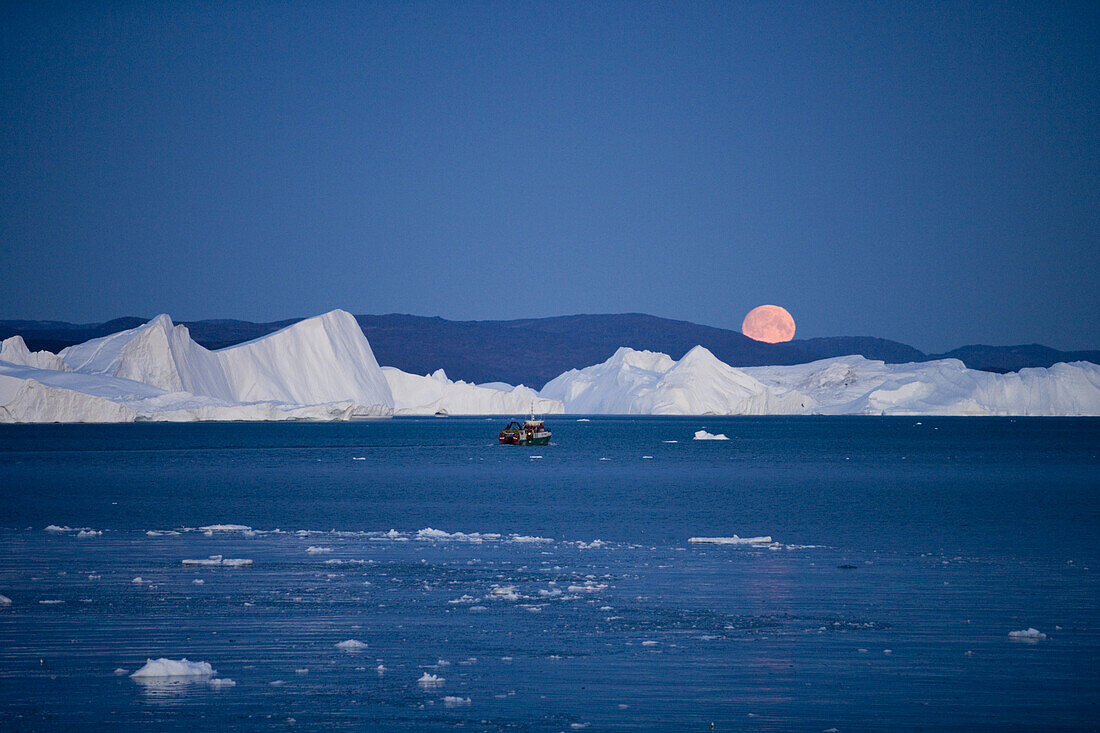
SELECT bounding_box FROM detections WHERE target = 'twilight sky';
[1,2,1096,352]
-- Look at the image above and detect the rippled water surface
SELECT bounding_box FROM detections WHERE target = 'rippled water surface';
[0,417,1097,730]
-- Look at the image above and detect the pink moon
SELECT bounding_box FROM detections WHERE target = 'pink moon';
[742,305,796,343]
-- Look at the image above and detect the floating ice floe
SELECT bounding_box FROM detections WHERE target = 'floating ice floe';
[1008,627,1047,640]
[207,677,236,688]
[489,585,521,601]
[200,524,251,532]
[443,696,471,706]
[131,576,144,584]
[417,673,444,687]
[181,555,252,567]
[306,546,333,554]
[416,528,501,543]
[77,529,102,538]
[693,430,728,441]
[689,535,773,545]
[336,639,368,651]
[130,658,215,678]
[0,594,11,606]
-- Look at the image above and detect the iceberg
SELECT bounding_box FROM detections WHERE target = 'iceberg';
[540,347,1100,416]
[382,367,562,416]
[1,310,393,422]
[130,658,215,678]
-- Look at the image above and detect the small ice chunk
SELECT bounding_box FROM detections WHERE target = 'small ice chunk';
[0,594,11,606]
[208,677,236,688]
[443,696,471,706]
[200,524,251,531]
[688,535,772,545]
[45,525,70,533]
[39,599,64,604]
[510,535,553,543]
[131,577,144,584]
[270,680,286,686]
[336,639,368,651]
[181,556,251,567]
[77,529,102,538]
[1008,627,1047,640]
[694,430,729,441]
[418,672,444,687]
[306,546,333,554]
[376,664,386,674]
[489,585,520,601]
[192,579,204,585]
[641,640,658,646]
[571,724,590,730]
[130,658,215,678]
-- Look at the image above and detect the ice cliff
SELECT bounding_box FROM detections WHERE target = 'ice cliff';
[539,348,1100,416]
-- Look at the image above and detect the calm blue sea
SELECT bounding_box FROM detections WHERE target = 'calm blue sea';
[0,417,1097,731]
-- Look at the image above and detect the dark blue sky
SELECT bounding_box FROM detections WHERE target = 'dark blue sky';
[2,2,1096,351]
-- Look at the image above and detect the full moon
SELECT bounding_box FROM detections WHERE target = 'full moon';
[742,305,796,343]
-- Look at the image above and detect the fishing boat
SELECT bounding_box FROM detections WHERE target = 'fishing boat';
[499,414,551,446]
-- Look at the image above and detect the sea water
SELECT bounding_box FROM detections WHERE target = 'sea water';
[0,417,1096,730]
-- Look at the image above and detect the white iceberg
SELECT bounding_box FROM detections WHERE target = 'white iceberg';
[383,367,562,416]
[1,310,393,423]
[540,347,1100,416]
[1008,627,1047,640]
[335,639,368,651]
[694,430,728,441]
[417,672,445,687]
[689,535,773,545]
[130,658,215,678]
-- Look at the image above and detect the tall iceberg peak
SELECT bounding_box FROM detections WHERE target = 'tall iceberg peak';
[217,309,393,413]
[59,314,199,393]
[53,309,393,417]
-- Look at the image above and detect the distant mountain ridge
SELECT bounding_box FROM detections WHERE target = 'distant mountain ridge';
[1,313,1096,389]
